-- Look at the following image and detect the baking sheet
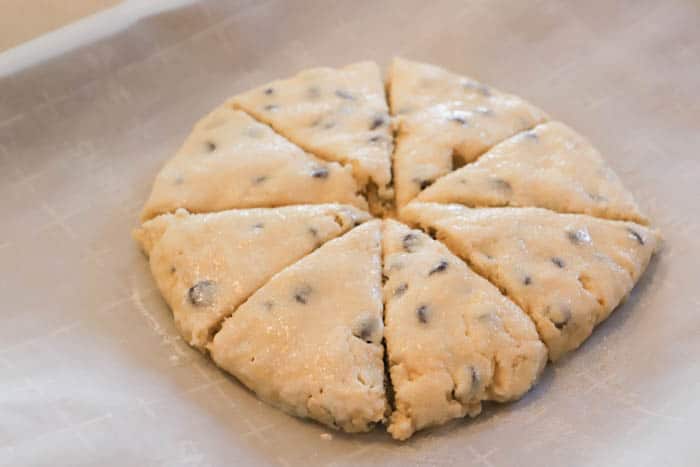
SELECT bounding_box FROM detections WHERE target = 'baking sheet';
[1,0,699,465]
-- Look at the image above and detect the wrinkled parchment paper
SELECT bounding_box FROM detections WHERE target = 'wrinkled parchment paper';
[1,1,699,465]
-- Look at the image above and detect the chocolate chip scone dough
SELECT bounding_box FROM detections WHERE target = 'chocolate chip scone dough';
[133,204,370,350]
[416,122,648,224]
[231,62,393,213]
[140,106,365,221]
[133,59,662,439]
[387,58,548,209]
[382,220,547,440]
[209,221,386,433]
[402,203,659,361]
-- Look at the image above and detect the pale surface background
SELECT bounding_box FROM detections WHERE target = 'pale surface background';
[1,1,699,466]
[0,0,121,52]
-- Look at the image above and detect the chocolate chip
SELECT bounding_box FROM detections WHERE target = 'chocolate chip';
[490,178,512,192]
[353,316,380,343]
[306,85,321,99]
[413,178,433,190]
[453,365,481,402]
[449,116,468,126]
[551,257,566,268]
[428,260,449,276]
[548,305,571,330]
[253,175,268,184]
[334,89,354,100]
[311,166,329,178]
[370,115,386,130]
[394,282,409,297]
[469,367,480,392]
[587,192,607,203]
[205,141,217,152]
[264,104,278,111]
[356,322,374,341]
[477,312,498,325]
[416,304,430,323]
[523,275,532,286]
[522,130,538,141]
[567,228,591,245]
[264,87,274,95]
[294,285,312,304]
[402,233,421,252]
[188,280,216,307]
[369,135,384,143]
[480,309,505,328]
[627,228,645,245]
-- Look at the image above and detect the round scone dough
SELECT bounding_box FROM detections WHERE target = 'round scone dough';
[133,204,370,350]
[140,106,365,221]
[402,202,660,361]
[209,221,386,433]
[134,58,661,440]
[387,58,548,209]
[416,121,648,224]
[231,61,393,213]
[382,220,547,440]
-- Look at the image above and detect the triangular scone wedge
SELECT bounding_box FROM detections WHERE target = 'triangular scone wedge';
[402,203,660,361]
[382,220,547,440]
[388,57,497,115]
[140,106,365,221]
[231,62,393,213]
[133,204,370,350]
[209,221,386,433]
[387,58,548,209]
[417,122,648,224]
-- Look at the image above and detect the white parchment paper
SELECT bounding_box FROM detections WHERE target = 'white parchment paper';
[1,1,699,465]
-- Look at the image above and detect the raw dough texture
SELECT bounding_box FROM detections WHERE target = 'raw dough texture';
[135,59,659,439]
